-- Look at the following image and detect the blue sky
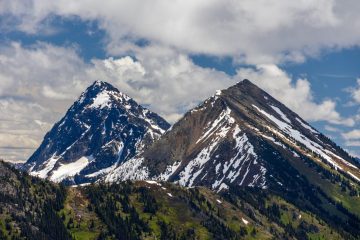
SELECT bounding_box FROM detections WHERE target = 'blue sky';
[1,1,360,161]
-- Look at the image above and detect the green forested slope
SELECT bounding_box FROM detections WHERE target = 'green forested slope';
[0,160,359,240]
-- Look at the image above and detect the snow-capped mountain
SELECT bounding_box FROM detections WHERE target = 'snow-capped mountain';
[23,81,170,184]
[107,79,360,192]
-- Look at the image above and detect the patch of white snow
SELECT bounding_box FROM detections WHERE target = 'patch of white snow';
[50,156,90,182]
[89,91,111,109]
[242,218,249,225]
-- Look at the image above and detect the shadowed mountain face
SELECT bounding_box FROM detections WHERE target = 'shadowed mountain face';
[107,79,360,191]
[22,80,170,184]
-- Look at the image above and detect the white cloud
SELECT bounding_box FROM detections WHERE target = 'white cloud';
[0,42,89,102]
[235,64,354,126]
[0,98,53,161]
[344,141,360,147]
[0,42,91,161]
[341,129,360,152]
[324,125,341,132]
[346,149,360,158]
[3,0,360,64]
[349,78,360,104]
[342,129,360,140]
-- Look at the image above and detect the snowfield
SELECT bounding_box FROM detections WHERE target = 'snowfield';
[89,91,111,109]
[50,156,91,182]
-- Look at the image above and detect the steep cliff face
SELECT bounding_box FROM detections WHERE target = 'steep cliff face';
[23,81,169,184]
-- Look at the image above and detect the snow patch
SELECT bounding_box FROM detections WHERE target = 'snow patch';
[106,156,149,182]
[347,171,360,182]
[157,161,182,181]
[296,117,318,134]
[253,104,341,170]
[242,218,249,225]
[325,150,358,169]
[261,134,286,149]
[178,140,219,187]
[141,109,166,134]
[85,165,115,178]
[50,156,90,182]
[196,107,234,144]
[30,155,59,178]
[217,183,229,192]
[270,105,291,124]
[89,91,111,109]
[146,180,161,186]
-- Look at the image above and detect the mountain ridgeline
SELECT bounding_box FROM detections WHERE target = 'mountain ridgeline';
[13,79,360,239]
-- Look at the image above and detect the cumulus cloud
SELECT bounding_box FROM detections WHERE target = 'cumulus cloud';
[0,42,91,161]
[324,125,341,132]
[344,141,360,147]
[235,64,354,126]
[342,129,360,140]
[0,99,53,161]
[349,78,360,104]
[340,129,360,148]
[2,0,360,64]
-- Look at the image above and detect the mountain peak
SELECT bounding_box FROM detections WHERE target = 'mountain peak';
[24,81,170,185]
[108,77,360,192]
[75,81,132,110]
[84,80,119,97]
[239,78,253,85]
[90,80,116,90]
[229,79,259,92]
